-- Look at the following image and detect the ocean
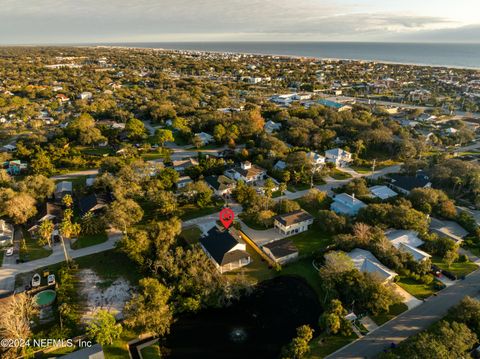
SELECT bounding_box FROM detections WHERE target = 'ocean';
[108,42,480,69]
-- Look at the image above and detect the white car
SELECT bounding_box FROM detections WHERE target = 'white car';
[31,273,41,287]
[47,274,56,286]
[5,247,14,256]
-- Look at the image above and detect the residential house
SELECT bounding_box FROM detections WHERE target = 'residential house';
[273,209,314,236]
[54,181,73,201]
[346,248,398,283]
[225,161,266,184]
[306,151,326,168]
[331,193,366,216]
[78,193,110,217]
[389,171,431,195]
[262,239,298,264]
[264,120,282,134]
[270,93,297,106]
[205,175,236,196]
[385,229,431,262]
[79,91,93,100]
[56,94,70,103]
[273,160,287,171]
[317,99,352,112]
[37,202,63,224]
[369,185,397,200]
[176,176,193,189]
[199,227,251,273]
[325,148,352,167]
[194,132,214,146]
[172,158,199,174]
[0,220,14,247]
[429,217,468,244]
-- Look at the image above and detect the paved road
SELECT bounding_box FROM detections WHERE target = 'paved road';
[51,169,99,180]
[327,268,480,359]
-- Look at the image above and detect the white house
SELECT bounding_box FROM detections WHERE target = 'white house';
[0,220,14,247]
[306,151,326,168]
[205,175,236,196]
[273,209,314,236]
[369,185,397,200]
[194,132,214,146]
[264,120,282,134]
[79,91,93,100]
[199,227,251,273]
[325,148,352,167]
[176,176,193,189]
[270,93,297,106]
[225,161,266,184]
[331,193,366,216]
[385,229,431,262]
[346,248,398,283]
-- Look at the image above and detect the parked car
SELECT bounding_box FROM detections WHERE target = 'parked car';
[5,247,14,256]
[31,273,41,287]
[47,274,56,286]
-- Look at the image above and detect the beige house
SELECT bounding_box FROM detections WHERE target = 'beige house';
[274,209,314,237]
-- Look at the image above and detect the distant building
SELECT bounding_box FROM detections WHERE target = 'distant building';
[176,176,193,189]
[172,158,199,173]
[263,239,298,264]
[331,193,366,216]
[78,193,110,217]
[225,161,266,184]
[389,171,431,195]
[346,248,398,283]
[0,220,14,247]
[54,181,73,201]
[325,148,352,167]
[194,132,214,146]
[273,160,287,171]
[306,151,326,168]
[199,227,251,273]
[273,209,314,236]
[61,344,104,359]
[79,91,93,100]
[264,120,282,133]
[385,229,431,262]
[317,99,352,112]
[369,185,397,200]
[205,175,236,196]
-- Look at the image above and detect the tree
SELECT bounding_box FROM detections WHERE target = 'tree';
[81,212,105,235]
[38,219,54,247]
[67,113,105,145]
[146,189,178,216]
[18,175,55,200]
[448,296,480,336]
[62,194,73,208]
[280,325,314,359]
[263,178,276,198]
[0,293,38,358]
[257,210,275,228]
[443,249,459,268]
[279,182,287,195]
[124,278,173,336]
[303,189,328,210]
[319,299,352,335]
[59,208,81,239]
[106,198,144,232]
[154,128,174,148]
[3,192,37,224]
[119,229,151,266]
[125,118,147,140]
[86,310,122,345]
[317,210,347,234]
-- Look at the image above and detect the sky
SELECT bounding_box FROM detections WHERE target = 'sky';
[0,0,479,44]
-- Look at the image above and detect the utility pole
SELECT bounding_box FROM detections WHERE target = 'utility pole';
[60,236,69,264]
[371,159,376,175]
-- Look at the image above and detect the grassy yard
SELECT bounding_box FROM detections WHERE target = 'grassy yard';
[239,213,272,230]
[179,202,224,221]
[181,226,202,245]
[79,146,112,156]
[371,302,409,326]
[19,229,52,261]
[431,256,478,277]
[396,276,439,299]
[279,259,322,299]
[0,250,4,266]
[307,333,358,358]
[225,243,275,284]
[287,222,333,257]
[330,169,353,180]
[71,232,108,250]
[103,328,141,359]
[140,343,162,359]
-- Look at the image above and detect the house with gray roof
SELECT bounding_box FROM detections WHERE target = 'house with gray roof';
[346,248,398,283]
[331,193,366,216]
[386,229,431,262]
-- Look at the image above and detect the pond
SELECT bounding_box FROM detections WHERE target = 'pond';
[164,276,321,359]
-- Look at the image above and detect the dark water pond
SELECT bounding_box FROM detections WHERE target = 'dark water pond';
[164,276,321,359]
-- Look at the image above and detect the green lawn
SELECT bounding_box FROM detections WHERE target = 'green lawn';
[181,226,202,245]
[329,169,353,180]
[279,258,323,299]
[431,256,478,277]
[103,328,140,359]
[19,229,52,261]
[350,166,373,174]
[140,343,162,359]
[179,202,224,221]
[371,302,409,326]
[79,146,112,156]
[396,276,439,299]
[287,222,333,256]
[307,333,358,358]
[71,232,108,250]
[225,243,275,284]
[0,250,4,267]
[239,213,272,230]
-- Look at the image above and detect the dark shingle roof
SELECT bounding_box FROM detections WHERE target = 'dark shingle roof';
[263,239,298,259]
[273,209,314,227]
[390,172,430,192]
[199,227,249,266]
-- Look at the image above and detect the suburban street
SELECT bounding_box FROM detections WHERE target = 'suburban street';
[327,268,480,359]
